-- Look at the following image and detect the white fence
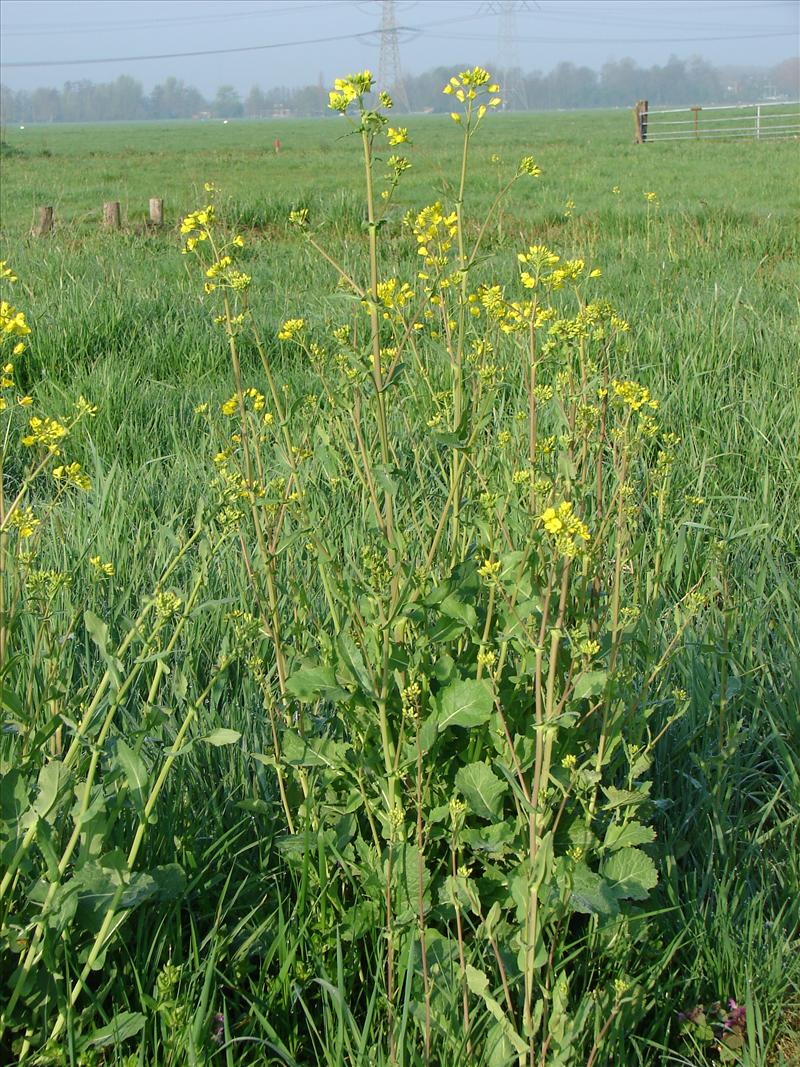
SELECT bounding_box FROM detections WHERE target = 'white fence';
[633,100,800,143]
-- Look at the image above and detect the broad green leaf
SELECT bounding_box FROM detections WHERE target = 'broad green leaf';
[336,633,375,698]
[388,842,431,921]
[203,728,242,747]
[114,740,148,811]
[87,1012,146,1048]
[0,682,24,720]
[285,664,349,703]
[33,761,66,820]
[438,594,477,627]
[573,670,608,701]
[603,821,656,852]
[466,966,527,1056]
[84,609,109,651]
[455,761,506,820]
[418,712,438,755]
[281,729,349,769]
[568,863,619,917]
[438,679,493,730]
[36,819,60,880]
[0,768,28,826]
[461,820,516,855]
[602,847,658,900]
[602,782,652,810]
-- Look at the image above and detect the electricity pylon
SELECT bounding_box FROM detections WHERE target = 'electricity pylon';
[480,0,537,110]
[377,0,410,112]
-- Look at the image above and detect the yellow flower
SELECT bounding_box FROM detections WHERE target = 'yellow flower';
[477,557,501,581]
[75,396,97,418]
[52,461,91,491]
[0,300,31,340]
[540,502,590,557]
[387,127,409,146]
[21,415,67,454]
[277,318,305,341]
[8,506,40,538]
[89,555,114,578]
[518,156,541,177]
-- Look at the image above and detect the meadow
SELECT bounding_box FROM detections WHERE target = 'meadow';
[0,83,799,1067]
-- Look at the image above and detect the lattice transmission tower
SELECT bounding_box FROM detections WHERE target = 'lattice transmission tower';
[480,0,537,110]
[377,0,410,112]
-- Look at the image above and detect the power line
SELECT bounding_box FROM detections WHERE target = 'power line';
[1,11,793,71]
[428,29,798,45]
[1,1,354,37]
[0,28,387,69]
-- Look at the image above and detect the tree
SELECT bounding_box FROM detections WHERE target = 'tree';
[245,86,268,118]
[773,57,800,97]
[213,86,243,119]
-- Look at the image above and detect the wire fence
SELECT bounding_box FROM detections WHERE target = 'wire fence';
[633,100,800,143]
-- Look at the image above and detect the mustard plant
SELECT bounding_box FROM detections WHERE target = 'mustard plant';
[178,69,711,1065]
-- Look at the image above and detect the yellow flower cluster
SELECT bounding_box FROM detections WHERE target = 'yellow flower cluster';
[53,461,91,491]
[540,501,591,557]
[204,255,251,295]
[477,557,501,581]
[21,415,67,455]
[1,299,31,355]
[154,590,183,620]
[328,71,373,112]
[442,68,501,122]
[413,203,458,273]
[180,205,215,252]
[386,154,411,178]
[517,156,541,177]
[89,555,114,578]
[518,246,599,292]
[387,127,409,145]
[8,506,40,538]
[374,278,414,319]
[277,318,305,341]
[221,387,265,417]
[75,395,98,419]
[611,379,659,412]
[479,284,554,335]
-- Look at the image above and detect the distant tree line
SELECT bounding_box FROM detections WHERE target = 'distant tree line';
[1,56,797,124]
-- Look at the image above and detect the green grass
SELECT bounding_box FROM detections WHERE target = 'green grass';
[1,108,799,1066]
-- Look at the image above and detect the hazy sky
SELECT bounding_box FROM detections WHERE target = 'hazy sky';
[1,0,798,94]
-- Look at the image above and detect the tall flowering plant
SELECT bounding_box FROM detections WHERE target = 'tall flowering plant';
[179,70,707,1065]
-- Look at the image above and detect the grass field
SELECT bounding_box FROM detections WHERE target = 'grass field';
[1,92,799,1067]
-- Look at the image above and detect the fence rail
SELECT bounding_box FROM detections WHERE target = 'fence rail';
[632,99,800,143]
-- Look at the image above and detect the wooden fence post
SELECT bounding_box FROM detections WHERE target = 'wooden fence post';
[103,201,121,230]
[691,105,701,138]
[633,100,649,144]
[149,197,164,226]
[34,206,53,236]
